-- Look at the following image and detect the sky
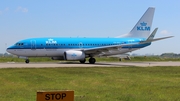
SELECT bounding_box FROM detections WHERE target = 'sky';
[0,0,179,55]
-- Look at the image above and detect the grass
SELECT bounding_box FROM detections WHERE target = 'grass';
[0,57,56,63]
[0,67,180,101]
[130,56,180,61]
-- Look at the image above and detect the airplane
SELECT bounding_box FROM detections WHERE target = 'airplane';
[6,7,173,64]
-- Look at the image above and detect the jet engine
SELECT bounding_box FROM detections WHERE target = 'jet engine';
[64,50,85,60]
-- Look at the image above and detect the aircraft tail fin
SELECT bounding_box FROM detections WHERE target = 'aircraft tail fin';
[118,7,155,38]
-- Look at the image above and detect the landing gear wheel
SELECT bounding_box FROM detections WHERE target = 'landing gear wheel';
[25,59,29,64]
[89,58,96,64]
[80,59,86,63]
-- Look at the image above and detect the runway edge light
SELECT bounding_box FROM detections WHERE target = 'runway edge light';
[36,90,74,101]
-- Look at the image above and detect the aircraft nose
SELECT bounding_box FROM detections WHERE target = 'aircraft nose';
[6,46,14,54]
[6,48,11,53]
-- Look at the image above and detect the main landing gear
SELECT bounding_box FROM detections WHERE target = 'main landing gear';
[79,58,96,64]
[25,59,30,64]
[89,57,96,64]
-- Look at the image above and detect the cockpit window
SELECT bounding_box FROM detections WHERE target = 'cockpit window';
[15,43,24,46]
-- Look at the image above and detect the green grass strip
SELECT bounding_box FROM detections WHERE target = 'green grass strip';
[0,67,180,101]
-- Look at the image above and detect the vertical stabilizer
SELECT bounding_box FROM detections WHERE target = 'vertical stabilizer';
[118,7,155,38]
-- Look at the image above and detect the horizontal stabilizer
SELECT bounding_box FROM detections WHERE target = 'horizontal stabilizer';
[140,36,174,44]
[140,28,173,44]
[148,36,174,42]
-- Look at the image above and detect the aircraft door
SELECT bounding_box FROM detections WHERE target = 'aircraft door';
[79,42,83,48]
[31,40,36,50]
[128,40,132,50]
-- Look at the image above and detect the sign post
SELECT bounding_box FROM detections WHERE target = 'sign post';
[37,90,74,101]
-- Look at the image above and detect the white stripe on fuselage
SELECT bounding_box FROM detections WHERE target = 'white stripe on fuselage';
[7,48,139,57]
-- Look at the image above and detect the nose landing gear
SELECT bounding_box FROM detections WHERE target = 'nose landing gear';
[25,59,29,64]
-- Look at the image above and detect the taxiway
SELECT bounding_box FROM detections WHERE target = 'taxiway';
[0,61,180,68]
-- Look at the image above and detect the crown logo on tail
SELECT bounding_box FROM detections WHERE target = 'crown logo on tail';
[140,22,147,26]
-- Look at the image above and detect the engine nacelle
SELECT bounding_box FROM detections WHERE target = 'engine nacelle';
[64,50,85,60]
[51,56,64,60]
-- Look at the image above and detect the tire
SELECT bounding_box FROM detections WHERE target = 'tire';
[89,58,96,64]
[25,59,29,64]
[80,59,86,63]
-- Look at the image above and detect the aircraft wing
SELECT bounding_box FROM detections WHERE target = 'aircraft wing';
[83,28,158,55]
[83,43,139,55]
